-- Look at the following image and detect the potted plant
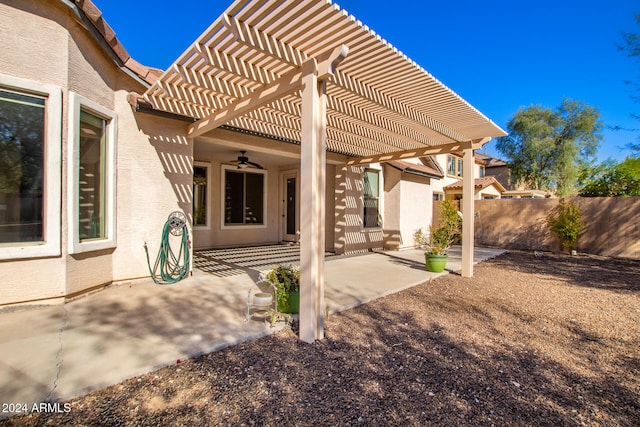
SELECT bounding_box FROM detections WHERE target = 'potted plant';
[265,264,300,314]
[547,199,583,255]
[416,199,462,272]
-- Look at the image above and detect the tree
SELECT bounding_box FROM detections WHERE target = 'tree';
[496,99,602,197]
[618,14,640,154]
[579,156,640,196]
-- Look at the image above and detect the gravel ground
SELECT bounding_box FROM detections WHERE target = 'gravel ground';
[4,250,640,426]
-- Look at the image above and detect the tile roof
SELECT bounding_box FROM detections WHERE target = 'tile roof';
[72,0,160,85]
[475,152,507,167]
[444,176,506,192]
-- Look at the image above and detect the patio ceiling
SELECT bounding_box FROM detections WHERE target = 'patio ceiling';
[143,0,506,162]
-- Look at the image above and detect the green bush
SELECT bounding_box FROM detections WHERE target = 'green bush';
[547,199,584,250]
[426,200,462,255]
[266,264,300,309]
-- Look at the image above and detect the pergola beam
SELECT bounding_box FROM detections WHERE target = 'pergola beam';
[344,137,491,164]
[187,65,304,138]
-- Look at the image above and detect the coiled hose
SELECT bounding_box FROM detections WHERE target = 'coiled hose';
[144,213,190,284]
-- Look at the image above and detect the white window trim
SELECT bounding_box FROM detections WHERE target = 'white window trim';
[67,92,117,254]
[220,164,267,229]
[193,161,211,230]
[0,74,61,260]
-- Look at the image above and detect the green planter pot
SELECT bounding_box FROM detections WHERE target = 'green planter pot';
[426,253,448,273]
[278,290,300,314]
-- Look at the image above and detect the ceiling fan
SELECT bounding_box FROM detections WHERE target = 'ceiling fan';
[231,150,263,169]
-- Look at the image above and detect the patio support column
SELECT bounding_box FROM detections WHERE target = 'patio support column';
[298,46,348,343]
[299,58,326,343]
[461,147,475,277]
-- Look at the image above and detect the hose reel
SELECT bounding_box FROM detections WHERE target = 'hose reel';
[144,211,190,284]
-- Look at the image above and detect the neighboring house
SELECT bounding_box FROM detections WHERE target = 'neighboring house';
[430,153,504,200]
[475,152,551,198]
[500,190,548,199]
[475,152,512,190]
[0,0,505,308]
[444,176,506,200]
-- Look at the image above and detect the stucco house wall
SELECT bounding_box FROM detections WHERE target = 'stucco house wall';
[0,0,467,307]
[0,1,192,305]
[383,163,433,249]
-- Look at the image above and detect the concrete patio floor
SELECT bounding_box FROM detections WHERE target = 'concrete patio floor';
[0,245,504,419]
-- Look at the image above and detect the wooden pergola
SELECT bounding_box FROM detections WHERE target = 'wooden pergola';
[143,0,506,343]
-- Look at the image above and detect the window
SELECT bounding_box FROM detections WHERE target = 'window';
[222,166,266,227]
[0,74,61,259]
[446,154,464,177]
[447,155,456,176]
[363,168,380,228]
[479,165,485,177]
[68,92,116,254]
[433,192,444,202]
[193,162,210,228]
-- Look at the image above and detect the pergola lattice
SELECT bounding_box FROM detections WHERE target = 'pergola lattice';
[143,0,507,342]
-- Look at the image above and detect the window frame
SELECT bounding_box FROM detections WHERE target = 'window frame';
[446,154,464,178]
[67,92,117,254]
[220,165,267,229]
[0,74,62,260]
[447,155,456,176]
[193,161,211,230]
[362,167,381,229]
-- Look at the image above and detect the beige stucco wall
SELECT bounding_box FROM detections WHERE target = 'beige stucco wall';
[191,155,281,249]
[0,1,191,305]
[0,1,70,304]
[383,165,432,249]
[472,197,640,258]
[192,134,337,252]
[0,1,69,88]
[112,94,192,282]
[399,174,432,248]
[334,165,384,254]
[383,166,402,249]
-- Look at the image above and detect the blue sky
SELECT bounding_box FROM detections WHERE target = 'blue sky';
[95,0,639,162]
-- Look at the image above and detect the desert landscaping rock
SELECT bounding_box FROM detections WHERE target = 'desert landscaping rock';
[3,251,639,426]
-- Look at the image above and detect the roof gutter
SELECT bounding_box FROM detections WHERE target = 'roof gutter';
[129,95,196,122]
[386,162,442,179]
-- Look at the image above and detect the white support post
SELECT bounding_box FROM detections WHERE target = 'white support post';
[299,58,326,343]
[461,147,475,277]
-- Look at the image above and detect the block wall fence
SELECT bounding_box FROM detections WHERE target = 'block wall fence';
[433,197,640,259]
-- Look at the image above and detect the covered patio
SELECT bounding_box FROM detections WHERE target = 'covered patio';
[134,0,506,342]
[0,246,505,415]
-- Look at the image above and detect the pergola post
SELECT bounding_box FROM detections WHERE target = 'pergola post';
[461,147,475,277]
[299,58,326,343]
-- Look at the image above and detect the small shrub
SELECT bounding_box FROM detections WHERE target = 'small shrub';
[547,199,584,250]
[425,200,462,255]
[413,228,429,248]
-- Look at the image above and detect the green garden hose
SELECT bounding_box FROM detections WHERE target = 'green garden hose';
[144,212,190,284]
